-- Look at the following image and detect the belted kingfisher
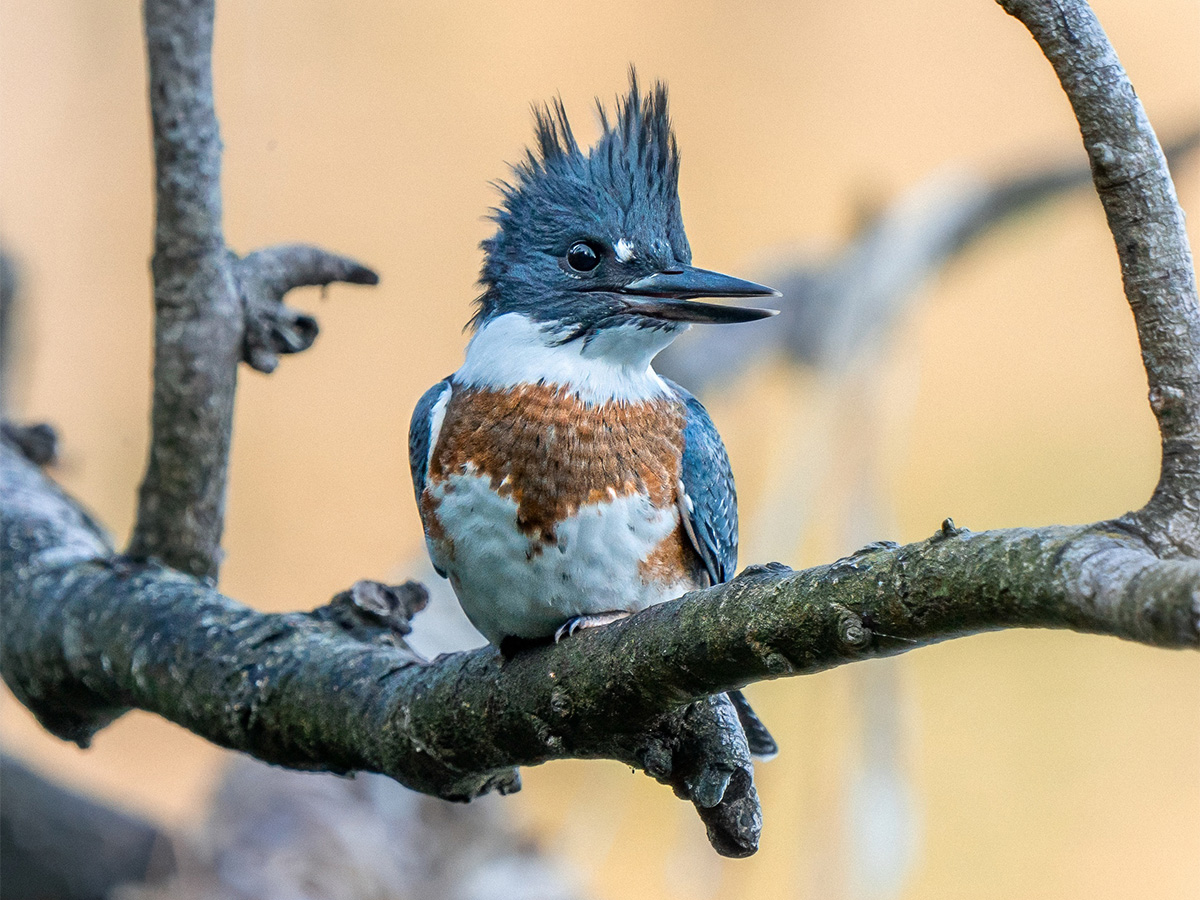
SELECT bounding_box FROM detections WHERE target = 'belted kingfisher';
[409,74,779,756]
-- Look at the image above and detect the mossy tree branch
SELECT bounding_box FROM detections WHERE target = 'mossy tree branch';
[0,0,1196,860]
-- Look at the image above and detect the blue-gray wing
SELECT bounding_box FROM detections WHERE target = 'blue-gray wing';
[408,379,452,508]
[665,379,738,586]
[668,380,778,758]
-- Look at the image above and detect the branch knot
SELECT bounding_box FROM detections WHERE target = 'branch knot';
[312,580,428,647]
[1,422,58,467]
[835,606,871,651]
[1148,383,1185,415]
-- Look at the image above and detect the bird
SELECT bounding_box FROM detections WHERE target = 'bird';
[408,72,779,757]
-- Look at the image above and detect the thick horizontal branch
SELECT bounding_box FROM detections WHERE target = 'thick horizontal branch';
[4,442,1195,837]
[2,442,762,855]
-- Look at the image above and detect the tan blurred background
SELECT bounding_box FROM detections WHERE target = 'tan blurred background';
[2,1,1198,898]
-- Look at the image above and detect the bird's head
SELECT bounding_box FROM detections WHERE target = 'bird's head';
[474,72,778,357]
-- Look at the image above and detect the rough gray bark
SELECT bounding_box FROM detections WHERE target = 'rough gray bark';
[997,0,1200,564]
[125,0,376,582]
[3,439,1195,855]
[0,0,1197,860]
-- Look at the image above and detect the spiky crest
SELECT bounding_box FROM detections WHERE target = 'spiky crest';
[474,69,690,329]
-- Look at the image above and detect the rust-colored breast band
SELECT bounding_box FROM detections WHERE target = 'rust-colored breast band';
[428,383,686,541]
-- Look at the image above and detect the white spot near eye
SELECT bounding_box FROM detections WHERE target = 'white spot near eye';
[615,238,635,263]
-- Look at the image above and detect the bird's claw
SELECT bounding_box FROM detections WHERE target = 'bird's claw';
[553,610,631,642]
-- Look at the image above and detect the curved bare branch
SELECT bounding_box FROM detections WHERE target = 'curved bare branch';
[999,0,1200,558]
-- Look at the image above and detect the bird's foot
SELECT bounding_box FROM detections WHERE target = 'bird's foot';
[554,611,631,642]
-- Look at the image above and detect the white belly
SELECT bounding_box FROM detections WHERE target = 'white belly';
[426,469,694,644]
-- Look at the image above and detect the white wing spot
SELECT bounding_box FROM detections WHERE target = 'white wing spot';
[425,384,452,470]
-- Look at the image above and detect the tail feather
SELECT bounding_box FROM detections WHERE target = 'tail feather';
[729,689,777,760]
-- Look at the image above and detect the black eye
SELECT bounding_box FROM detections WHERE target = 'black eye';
[566,241,601,272]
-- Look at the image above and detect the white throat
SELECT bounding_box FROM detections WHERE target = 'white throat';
[455,312,683,404]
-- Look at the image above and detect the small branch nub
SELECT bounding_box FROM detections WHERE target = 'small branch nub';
[236,244,379,374]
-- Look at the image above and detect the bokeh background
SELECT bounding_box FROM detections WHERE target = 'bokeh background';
[2,1,1198,898]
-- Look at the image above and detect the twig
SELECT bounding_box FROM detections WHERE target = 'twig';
[237,244,379,374]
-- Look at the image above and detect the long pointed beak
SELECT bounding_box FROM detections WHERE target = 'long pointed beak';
[620,265,780,324]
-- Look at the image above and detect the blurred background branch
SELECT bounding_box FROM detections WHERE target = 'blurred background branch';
[658,131,1199,389]
[0,754,174,900]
